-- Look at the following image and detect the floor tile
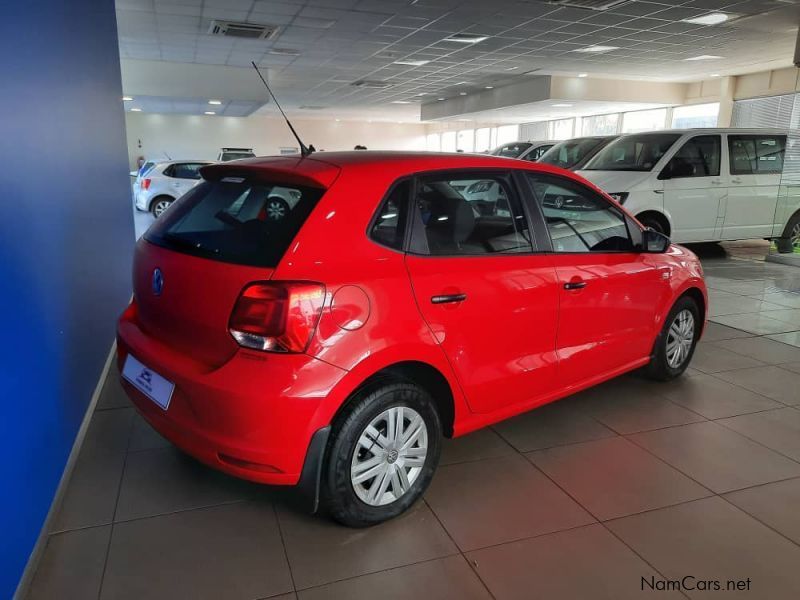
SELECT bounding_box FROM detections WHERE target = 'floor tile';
[127,411,170,452]
[52,450,126,531]
[706,280,771,295]
[80,407,134,457]
[707,296,784,317]
[756,292,800,309]
[277,501,457,590]
[712,336,800,364]
[608,497,800,599]
[115,446,259,521]
[658,374,781,419]
[96,368,131,410]
[467,523,683,600]
[440,428,515,466]
[724,477,800,545]
[689,341,768,374]
[629,421,800,493]
[718,408,800,461]
[528,437,710,520]
[493,400,616,452]
[761,308,800,327]
[714,366,800,405]
[767,331,800,348]
[424,454,595,551]
[699,322,753,342]
[101,502,292,600]
[710,313,797,336]
[780,361,800,374]
[26,526,111,600]
[296,556,491,600]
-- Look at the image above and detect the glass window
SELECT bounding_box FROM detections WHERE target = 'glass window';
[582,113,620,136]
[426,133,441,152]
[539,137,610,170]
[671,103,719,128]
[584,133,681,172]
[491,142,532,158]
[621,108,667,134]
[166,163,208,179]
[528,175,635,253]
[457,129,475,153]
[496,125,519,146]
[410,173,531,255]
[550,118,575,141]
[729,135,786,175]
[524,144,554,161]
[441,131,457,153]
[475,128,492,153]
[370,180,410,250]
[663,135,721,178]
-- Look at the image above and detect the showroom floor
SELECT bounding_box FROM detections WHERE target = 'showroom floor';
[25,244,800,600]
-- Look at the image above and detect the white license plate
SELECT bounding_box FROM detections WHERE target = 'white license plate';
[122,355,175,410]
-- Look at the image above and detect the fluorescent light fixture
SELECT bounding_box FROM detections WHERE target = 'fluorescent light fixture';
[391,100,411,104]
[459,92,467,96]
[505,66,518,71]
[394,59,430,66]
[204,111,216,115]
[208,100,222,105]
[685,55,723,61]
[437,97,446,101]
[577,73,588,78]
[574,45,618,53]
[122,96,133,101]
[485,85,494,89]
[442,34,488,44]
[683,13,729,26]
[130,108,142,112]
[553,103,573,108]
[710,73,721,77]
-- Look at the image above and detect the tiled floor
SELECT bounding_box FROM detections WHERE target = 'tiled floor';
[26,243,800,600]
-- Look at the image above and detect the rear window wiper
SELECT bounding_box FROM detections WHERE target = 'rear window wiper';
[162,232,218,254]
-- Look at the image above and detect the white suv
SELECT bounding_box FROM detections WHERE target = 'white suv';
[135,161,215,217]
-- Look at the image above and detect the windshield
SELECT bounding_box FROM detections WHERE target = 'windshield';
[584,133,681,171]
[539,138,607,169]
[491,142,532,158]
[145,179,324,267]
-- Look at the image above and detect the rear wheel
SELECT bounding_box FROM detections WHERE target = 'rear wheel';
[264,197,290,221]
[322,381,442,527]
[776,212,800,254]
[638,214,667,235]
[151,197,174,218]
[646,296,700,381]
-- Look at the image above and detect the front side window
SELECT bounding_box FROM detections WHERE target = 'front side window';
[370,180,410,250]
[410,173,531,255]
[525,144,553,161]
[584,133,681,172]
[527,174,634,253]
[729,135,786,175]
[539,137,607,170]
[663,135,721,178]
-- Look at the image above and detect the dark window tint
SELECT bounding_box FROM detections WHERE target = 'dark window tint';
[539,137,607,170]
[664,135,721,178]
[491,142,532,158]
[524,144,554,161]
[410,173,532,255]
[528,174,634,253]
[145,179,324,267]
[165,163,207,179]
[729,135,786,175]
[221,152,255,161]
[584,133,681,171]
[370,180,410,250]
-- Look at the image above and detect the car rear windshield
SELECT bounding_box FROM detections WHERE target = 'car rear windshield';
[145,178,325,267]
[538,138,606,169]
[583,133,681,172]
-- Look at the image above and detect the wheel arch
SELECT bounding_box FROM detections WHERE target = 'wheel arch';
[636,210,672,236]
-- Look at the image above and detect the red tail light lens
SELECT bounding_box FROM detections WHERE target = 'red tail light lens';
[141,178,151,190]
[229,282,325,353]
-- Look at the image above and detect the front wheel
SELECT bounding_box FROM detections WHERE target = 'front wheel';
[776,212,800,254]
[322,382,442,527]
[646,297,700,381]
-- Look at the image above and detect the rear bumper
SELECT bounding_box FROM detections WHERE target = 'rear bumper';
[117,315,347,485]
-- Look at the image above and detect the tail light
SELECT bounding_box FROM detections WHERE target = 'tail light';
[229,282,325,353]
[141,178,151,190]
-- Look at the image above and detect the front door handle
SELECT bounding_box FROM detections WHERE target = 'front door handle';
[731,177,743,184]
[431,293,467,305]
[564,281,587,291]
[711,180,722,185]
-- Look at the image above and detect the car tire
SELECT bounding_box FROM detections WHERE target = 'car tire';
[264,197,290,221]
[638,216,666,235]
[151,197,174,218]
[776,212,800,254]
[646,296,701,381]
[322,381,442,527]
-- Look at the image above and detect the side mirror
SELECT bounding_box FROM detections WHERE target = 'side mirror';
[643,228,670,253]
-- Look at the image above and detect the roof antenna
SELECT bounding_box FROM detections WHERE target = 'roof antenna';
[251,61,313,157]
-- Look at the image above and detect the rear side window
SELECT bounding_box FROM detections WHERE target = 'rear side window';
[164,163,207,180]
[145,179,324,267]
[370,180,410,250]
[729,135,786,175]
[663,135,721,178]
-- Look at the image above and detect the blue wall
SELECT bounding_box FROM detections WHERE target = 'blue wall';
[0,1,134,595]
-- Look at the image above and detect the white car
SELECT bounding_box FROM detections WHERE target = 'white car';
[217,147,255,161]
[135,160,215,217]
[491,140,554,161]
[577,128,800,251]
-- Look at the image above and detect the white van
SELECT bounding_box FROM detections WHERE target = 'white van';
[577,129,800,251]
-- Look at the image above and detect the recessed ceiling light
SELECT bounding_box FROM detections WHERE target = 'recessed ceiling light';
[122,96,133,101]
[442,34,488,44]
[437,97,446,101]
[335,118,340,122]
[506,66,518,71]
[130,108,142,112]
[710,73,721,77]
[685,54,723,61]
[204,111,216,115]
[459,92,467,96]
[574,45,619,53]
[553,103,573,108]
[394,59,430,66]
[391,100,411,104]
[485,85,494,89]
[208,100,222,105]
[683,13,730,26]
[577,73,588,78]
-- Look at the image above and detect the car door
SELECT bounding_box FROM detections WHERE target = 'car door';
[723,134,785,239]
[524,173,672,388]
[661,134,725,242]
[405,170,560,414]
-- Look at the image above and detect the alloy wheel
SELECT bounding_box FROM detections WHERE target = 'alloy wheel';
[153,200,171,218]
[791,222,800,252]
[266,200,287,220]
[666,309,695,369]
[350,406,428,507]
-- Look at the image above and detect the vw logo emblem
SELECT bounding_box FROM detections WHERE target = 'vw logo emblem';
[152,268,164,296]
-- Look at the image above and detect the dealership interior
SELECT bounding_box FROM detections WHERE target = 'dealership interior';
[6,0,800,599]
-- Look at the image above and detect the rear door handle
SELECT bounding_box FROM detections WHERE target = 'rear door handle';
[564,281,587,290]
[431,293,467,305]
[711,180,723,185]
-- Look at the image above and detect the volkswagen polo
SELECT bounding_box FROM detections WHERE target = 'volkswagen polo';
[117,151,707,527]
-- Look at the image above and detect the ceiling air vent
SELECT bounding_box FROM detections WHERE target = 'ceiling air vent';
[351,80,395,90]
[208,20,277,40]
[545,0,631,10]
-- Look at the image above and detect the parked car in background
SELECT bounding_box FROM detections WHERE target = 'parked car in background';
[134,160,216,217]
[538,135,617,171]
[491,140,553,161]
[117,151,707,527]
[218,147,256,161]
[131,159,161,203]
[578,129,800,250]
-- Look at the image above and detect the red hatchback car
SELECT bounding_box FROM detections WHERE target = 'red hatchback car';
[117,151,707,526]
